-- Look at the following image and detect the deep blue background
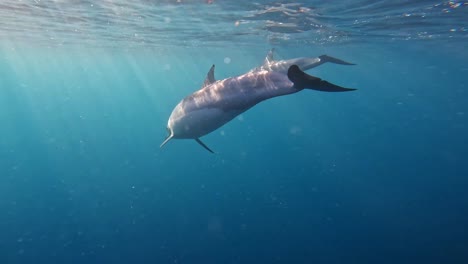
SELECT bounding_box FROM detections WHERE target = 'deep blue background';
[1,42,467,263]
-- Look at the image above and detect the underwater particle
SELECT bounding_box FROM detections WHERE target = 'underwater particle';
[164,64,171,70]
[224,57,231,64]
[289,125,302,135]
[164,17,171,23]
[237,115,244,121]
[235,20,240,26]
[207,217,222,233]
[220,130,225,136]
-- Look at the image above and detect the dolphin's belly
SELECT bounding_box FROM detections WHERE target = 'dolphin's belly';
[169,106,242,138]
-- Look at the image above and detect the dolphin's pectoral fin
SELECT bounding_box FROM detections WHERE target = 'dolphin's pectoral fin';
[202,65,216,88]
[288,65,357,92]
[319,55,355,66]
[195,138,215,153]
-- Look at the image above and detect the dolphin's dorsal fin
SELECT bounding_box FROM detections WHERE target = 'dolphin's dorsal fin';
[263,48,275,65]
[202,64,216,87]
[254,48,276,72]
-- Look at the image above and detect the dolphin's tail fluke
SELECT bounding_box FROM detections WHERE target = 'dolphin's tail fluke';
[288,65,357,92]
[319,55,355,66]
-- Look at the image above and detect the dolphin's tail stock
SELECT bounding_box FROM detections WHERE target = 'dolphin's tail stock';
[319,55,355,66]
[287,65,357,92]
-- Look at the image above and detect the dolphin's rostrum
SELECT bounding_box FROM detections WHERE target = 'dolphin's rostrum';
[161,50,357,153]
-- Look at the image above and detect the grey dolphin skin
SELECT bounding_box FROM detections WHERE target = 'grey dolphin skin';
[253,48,355,74]
[161,50,356,153]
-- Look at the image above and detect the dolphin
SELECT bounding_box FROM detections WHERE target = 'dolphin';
[161,52,356,153]
[253,48,355,74]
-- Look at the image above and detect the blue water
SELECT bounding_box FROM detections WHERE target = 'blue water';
[1,1,468,263]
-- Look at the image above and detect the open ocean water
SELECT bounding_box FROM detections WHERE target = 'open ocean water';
[0,1,467,263]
